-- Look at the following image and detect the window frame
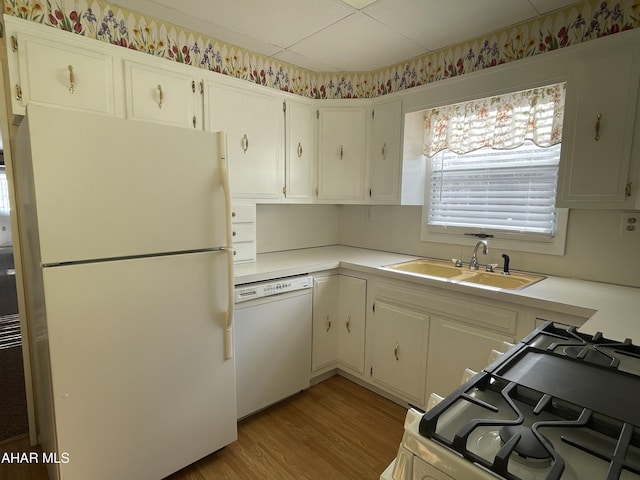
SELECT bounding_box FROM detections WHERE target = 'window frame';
[418,83,569,256]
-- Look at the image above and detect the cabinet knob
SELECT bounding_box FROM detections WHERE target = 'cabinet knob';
[595,113,601,141]
[157,84,164,109]
[68,65,75,94]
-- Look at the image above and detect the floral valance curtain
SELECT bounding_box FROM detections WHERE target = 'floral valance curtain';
[423,82,566,157]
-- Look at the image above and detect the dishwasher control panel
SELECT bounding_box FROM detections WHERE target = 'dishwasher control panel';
[235,275,313,303]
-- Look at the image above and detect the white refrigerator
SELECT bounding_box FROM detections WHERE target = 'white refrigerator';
[14,105,237,480]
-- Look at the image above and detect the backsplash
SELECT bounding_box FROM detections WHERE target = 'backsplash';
[4,0,639,98]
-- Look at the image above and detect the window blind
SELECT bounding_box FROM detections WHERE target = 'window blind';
[428,141,561,235]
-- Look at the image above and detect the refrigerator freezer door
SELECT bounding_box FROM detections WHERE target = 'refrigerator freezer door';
[42,251,236,480]
[18,105,228,265]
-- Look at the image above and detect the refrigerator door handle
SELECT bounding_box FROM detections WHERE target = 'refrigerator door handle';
[218,132,235,360]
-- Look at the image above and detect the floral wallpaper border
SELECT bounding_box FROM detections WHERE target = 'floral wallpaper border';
[4,0,640,99]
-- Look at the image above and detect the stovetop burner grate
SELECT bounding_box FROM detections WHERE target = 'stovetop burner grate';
[419,322,640,480]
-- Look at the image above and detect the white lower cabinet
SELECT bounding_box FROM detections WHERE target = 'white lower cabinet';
[312,274,366,375]
[370,300,429,405]
[425,316,514,397]
[368,278,519,407]
[312,276,339,371]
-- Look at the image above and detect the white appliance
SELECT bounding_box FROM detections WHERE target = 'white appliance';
[14,105,237,480]
[383,322,640,480]
[234,275,313,419]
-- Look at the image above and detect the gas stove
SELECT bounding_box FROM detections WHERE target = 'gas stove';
[383,321,640,480]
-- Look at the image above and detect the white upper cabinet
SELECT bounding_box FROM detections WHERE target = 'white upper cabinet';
[316,106,367,203]
[123,59,201,129]
[6,24,116,117]
[557,44,640,208]
[369,98,402,204]
[203,80,283,201]
[284,100,315,202]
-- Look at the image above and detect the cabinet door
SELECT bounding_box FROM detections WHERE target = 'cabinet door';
[336,276,366,374]
[312,276,339,372]
[557,47,640,207]
[317,108,367,203]
[371,300,429,405]
[15,32,115,116]
[205,83,282,200]
[369,99,402,204]
[285,100,315,202]
[124,60,197,129]
[426,316,514,398]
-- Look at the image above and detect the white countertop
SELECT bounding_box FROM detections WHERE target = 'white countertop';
[234,245,640,341]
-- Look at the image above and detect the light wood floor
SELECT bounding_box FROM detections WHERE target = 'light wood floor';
[0,375,406,480]
[167,375,406,480]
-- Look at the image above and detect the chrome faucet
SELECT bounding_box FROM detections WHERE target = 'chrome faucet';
[469,240,488,270]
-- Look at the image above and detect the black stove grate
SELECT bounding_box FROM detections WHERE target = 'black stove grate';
[419,321,640,480]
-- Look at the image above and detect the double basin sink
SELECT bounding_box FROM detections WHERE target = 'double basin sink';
[382,258,545,291]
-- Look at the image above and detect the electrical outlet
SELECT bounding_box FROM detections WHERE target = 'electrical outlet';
[620,211,639,237]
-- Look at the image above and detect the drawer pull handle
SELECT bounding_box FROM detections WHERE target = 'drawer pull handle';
[381,142,386,159]
[595,113,601,141]
[297,142,303,158]
[339,145,344,162]
[68,65,75,94]
[394,342,399,361]
[346,315,351,333]
[157,84,163,109]
[242,134,249,154]
[326,316,331,332]
[232,230,237,237]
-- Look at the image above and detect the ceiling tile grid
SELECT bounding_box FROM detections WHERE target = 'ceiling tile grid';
[4,0,639,98]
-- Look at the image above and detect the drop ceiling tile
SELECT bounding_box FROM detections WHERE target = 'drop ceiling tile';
[288,12,426,71]
[528,0,585,14]
[144,0,355,49]
[273,49,343,73]
[111,0,282,56]
[364,0,539,50]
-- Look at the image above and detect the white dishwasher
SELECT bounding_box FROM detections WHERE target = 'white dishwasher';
[234,275,313,419]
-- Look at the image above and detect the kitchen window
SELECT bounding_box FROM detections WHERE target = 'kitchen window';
[421,83,569,255]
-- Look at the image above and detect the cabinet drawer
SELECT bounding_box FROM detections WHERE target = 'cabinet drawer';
[232,241,256,263]
[17,33,115,115]
[231,204,256,223]
[232,223,255,243]
[124,60,195,128]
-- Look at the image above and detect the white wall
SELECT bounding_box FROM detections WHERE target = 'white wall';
[255,202,640,286]
[256,204,340,253]
[338,205,640,288]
